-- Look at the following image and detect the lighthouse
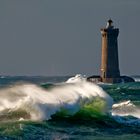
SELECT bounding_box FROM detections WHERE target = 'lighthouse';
[100,19,120,83]
[87,19,135,83]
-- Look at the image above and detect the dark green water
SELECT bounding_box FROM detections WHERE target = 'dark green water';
[0,76,140,140]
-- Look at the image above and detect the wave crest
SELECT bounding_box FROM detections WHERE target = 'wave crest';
[0,81,113,121]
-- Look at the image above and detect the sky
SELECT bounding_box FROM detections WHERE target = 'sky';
[0,0,140,76]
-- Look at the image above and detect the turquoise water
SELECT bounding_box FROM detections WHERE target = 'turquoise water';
[0,76,140,140]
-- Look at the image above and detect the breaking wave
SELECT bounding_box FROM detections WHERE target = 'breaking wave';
[112,100,140,118]
[0,78,113,121]
[111,100,140,125]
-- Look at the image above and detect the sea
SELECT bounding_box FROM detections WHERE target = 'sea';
[0,74,140,140]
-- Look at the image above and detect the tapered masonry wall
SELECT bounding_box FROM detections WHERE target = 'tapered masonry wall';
[100,28,120,82]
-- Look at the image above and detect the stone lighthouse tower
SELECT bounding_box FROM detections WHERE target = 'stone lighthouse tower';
[87,19,135,83]
[100,19,120,83]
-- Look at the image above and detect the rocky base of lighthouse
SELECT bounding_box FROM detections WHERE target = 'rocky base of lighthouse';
[87,75,135,84]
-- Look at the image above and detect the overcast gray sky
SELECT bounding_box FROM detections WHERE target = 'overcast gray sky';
[0,0,139,76]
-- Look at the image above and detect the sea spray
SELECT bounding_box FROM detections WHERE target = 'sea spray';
[66,74,86,83]
[0,80,113,121]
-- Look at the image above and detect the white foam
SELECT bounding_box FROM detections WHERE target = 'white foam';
[0,80,113,121]
[112,100,140,119]
[66,74,86,83]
